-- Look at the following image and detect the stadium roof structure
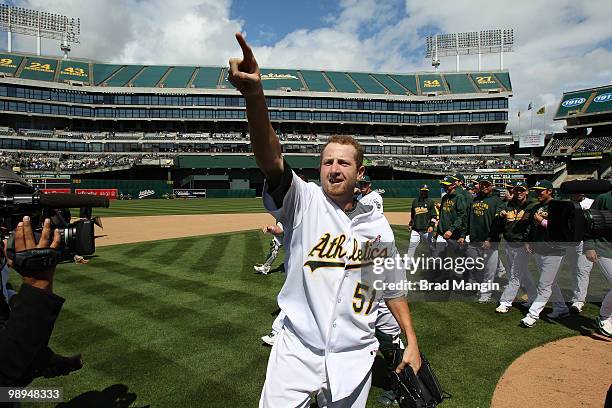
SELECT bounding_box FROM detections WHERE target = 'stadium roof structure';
[554,84,612,128]
[0,51,512,98]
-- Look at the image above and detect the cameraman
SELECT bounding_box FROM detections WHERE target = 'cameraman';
[584,190,612,338]
[0,216,71,386]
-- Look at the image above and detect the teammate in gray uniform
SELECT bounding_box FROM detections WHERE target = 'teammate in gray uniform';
[229,33,421,407]
[521,180,570,328]
[254,222,284,275]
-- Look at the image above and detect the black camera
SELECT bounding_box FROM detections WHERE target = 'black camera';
[0,169,109,258]
[548,180,612,241]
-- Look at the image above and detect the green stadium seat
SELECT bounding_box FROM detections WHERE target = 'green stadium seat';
[0,53,24,76]
[162,66,196,88]
[493,72,512,91]
[370,74,408,95]
[192,67,223,89]
[418,74,446,93]
[132,66,169,87]
[325,71,360,93]
[19,57,58,81]
[92,64,123,85]
[300,70,333,92]
[348,72,387,94]
[57,60,90,84]
[584,87,612,115]
[105,65,143,87]
[470,73,502,91]
[260,69,304,91]
[389,75,418,95]
[445,74,478,93]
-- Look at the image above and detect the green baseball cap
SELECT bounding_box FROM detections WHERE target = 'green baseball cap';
[512,180,528,190]
[531,179,554,190]
[477,175,493,184]
[420,184,430,191]
[451,173,465,183]
[440,175,455,186]
[358,175,371,183]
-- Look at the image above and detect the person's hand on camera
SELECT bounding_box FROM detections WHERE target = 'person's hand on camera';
[8,216,61,293]
[228,33,262,97]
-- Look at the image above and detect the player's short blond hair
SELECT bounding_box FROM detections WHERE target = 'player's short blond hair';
[320,135,364,168]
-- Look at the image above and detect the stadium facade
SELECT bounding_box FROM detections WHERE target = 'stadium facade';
[0,51,570,196]
[542,84,612,182]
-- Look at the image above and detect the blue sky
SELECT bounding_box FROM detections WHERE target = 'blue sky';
[1,0,611,133]
[229,0,342,46]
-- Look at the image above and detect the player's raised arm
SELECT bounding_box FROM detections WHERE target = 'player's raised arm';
[228,33,283,184]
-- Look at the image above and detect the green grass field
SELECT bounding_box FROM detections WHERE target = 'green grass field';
[76,197,415,217]
[16,219,604,408]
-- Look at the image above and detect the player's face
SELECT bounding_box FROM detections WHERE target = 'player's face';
[513,187,527,201]
[320,143,364,200]
[536,189,552,202]
[480,182,492,195]
[358,182,371,195]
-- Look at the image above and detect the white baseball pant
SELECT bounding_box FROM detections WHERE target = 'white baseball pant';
[259,327,371,408]
[527,253,569,319]
[406,229,432,268]
[596,256,612,321]
[565,242,594,303]
[465,243,499,301]
[499,245,537,308]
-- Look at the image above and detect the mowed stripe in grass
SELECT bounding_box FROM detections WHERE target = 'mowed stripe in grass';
[23,227,602,407]
[75,197,415,217]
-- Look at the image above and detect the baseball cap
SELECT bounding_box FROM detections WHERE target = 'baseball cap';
[531,180,554,190]
[466,182,475,190]
[451,173,465,183]
[439,175,455,185]
[512,180,528,191]
[420,184,430,191]
[358,175,371,183]
[477,175,493,184]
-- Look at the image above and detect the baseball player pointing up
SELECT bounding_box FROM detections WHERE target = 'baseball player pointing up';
[229,33,421,407]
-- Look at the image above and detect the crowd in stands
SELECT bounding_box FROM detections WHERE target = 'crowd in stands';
[543,136,580,156]
[575,136,612,153]
[392,156,561,173]
[0,151,149,173]
[0,151,58,171]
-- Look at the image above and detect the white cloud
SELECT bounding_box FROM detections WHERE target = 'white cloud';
[7,0,612,135]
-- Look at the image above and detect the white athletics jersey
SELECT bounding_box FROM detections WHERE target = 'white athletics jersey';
[359,190,384,213]
[263,171,405,401]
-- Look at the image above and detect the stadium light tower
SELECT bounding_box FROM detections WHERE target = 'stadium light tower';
[425,29,514,71]
[0,4,80,59]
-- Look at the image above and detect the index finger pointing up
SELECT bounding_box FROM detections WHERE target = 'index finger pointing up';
[235,32,253,59]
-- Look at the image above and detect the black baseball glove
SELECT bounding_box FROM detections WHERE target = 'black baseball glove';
[389,347,450,408]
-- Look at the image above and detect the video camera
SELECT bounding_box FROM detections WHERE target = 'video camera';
[548,180,612,241]
[0,169,109,259]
